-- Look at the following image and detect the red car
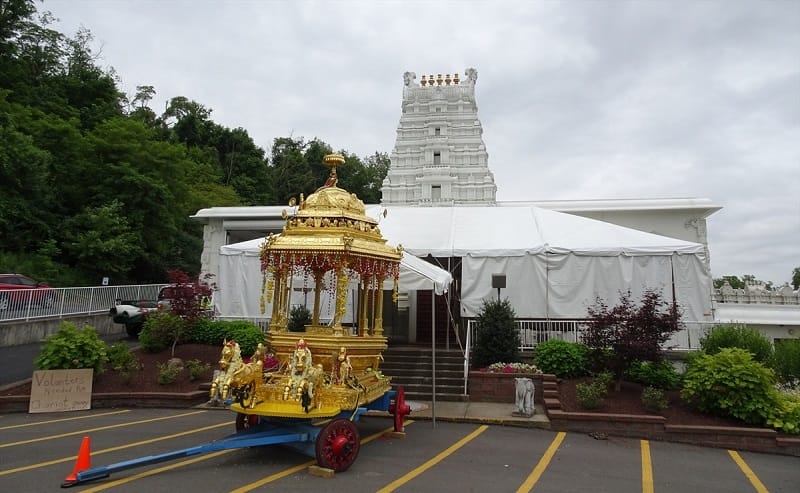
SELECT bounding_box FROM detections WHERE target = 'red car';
[0,274,56,310]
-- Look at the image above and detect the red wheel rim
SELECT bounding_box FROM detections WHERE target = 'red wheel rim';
[235,413,259,431]
[315,419,360,472]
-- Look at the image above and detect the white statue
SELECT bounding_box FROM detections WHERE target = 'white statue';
[465,67,478,85]
[513,377,535,417]
[403,71,416,87]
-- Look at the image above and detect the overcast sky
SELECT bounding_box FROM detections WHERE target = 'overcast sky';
[44,0,799,286]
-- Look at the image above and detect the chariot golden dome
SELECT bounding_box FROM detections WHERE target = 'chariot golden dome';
[262,153,400,262]
[260,153,402,334]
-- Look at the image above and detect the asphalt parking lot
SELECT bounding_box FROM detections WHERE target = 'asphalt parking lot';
[1,408,798,492]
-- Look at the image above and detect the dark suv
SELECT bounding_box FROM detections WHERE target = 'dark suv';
[0,274,56,310]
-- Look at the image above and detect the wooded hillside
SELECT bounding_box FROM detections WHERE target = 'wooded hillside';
[0,0,389,286]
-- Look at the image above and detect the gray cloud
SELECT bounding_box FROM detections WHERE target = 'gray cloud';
[46,0,800,284]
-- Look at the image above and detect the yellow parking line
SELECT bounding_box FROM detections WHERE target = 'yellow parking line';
[516,431,566,493]
[230,459,316,493]
[728,450,770,493]
[230,420,416,493]
[0,421,231,477]
[78,450,235,493]
[0,410,130,430]
[641,440,654,493]
[0,410,207,448]
[377,424,489,493]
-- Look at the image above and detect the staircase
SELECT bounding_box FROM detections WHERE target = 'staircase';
[381,346,468,402]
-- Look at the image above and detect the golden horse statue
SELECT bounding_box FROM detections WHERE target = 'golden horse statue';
[228,343,269,408]
[208,340,243,405]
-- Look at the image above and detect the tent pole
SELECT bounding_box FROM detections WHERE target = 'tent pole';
[446,257,451,350]
[545,253,551,332]
[432,289,436,427]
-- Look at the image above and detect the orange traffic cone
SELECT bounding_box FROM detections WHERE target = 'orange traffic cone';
[61,436,91,487]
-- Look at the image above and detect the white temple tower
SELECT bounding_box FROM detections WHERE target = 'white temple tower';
[380,69,497,205]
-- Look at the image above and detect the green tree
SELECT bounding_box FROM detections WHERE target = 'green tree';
[61,200,142,281]
[83,118,193,280]
[713,275,745,290]
[792,267,800,291]
[58,28,123,130]
[471,298,520,368]
[127,84,159,127]
[270,136,314,204]
[211,126,270,205]
[0,95,53,250]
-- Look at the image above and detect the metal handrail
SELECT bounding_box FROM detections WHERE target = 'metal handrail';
[0,284,167,322]
[462,318,719,394]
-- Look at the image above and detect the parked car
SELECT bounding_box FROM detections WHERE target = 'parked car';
[109,299,159,337]
[0,274,56,311]
[156,283,213,315]
[110,284,213,337]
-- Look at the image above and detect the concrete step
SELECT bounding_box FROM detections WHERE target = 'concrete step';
[382,369,463,379]
[403,391,469,402]
[544,398,561,410]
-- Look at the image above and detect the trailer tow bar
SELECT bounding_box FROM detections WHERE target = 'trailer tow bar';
[61,409,369,488]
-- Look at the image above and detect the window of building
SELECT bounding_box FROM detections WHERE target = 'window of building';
[434,127,441,136]
[435,107,441,113]
[433,152,441,165]
[431,185,441,200]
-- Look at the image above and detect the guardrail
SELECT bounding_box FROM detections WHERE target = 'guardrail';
[462,319,717,393]
[0,284,167,323]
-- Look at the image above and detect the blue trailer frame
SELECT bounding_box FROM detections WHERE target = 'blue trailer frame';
[62,390,401,488]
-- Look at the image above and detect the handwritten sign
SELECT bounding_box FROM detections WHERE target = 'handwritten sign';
[29,369,93,413]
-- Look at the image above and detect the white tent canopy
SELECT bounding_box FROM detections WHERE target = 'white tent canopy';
[216,237,452,320]
[364,205,711,321]
[366,205,705,257]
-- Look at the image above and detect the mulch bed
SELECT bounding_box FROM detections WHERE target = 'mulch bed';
[557,376,763,428]
[0,346,778,433]
[1,344,221,396]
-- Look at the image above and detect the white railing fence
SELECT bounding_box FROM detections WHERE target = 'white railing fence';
[463,318,719,393]
[0,284,167,322]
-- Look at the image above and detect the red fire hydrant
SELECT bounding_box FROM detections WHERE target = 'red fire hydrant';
[388,386,411,432]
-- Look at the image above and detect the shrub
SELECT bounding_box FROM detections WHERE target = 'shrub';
[107,342,140,382]
[767,393,800,435]
[576,381,606,410]
[582,290,682,384]
[35,322,108,374]
[190,317,224,345]
[185,359,211,381]
[189,319,264,356]
[161,269,215,320]
[534,339,588,378]
[626,359,682,389]
[773,338,800,384]
[228,324,266,356]
[700,324,774,366]
[139,312,186,354]
[594,369,614,392]
[471,298,520,368]
[641,386,669,414]
[681,348,779,424]
[157,362,181,385]
[288,305,312,332]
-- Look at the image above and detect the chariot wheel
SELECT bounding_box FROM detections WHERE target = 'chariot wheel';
[235,381,256,408]
[315,418,360,472]
[235,413,260,431]
[243,381,256,408]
